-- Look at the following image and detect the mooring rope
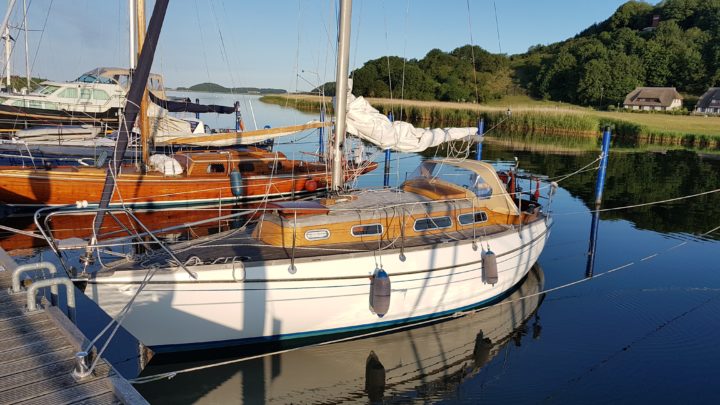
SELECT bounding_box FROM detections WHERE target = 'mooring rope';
[555,187,720,216]
[128,221,720,385]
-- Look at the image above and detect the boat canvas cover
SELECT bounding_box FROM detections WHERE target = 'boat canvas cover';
[148,91,236,114]
[343,94,479,152]
[149,154,183,175]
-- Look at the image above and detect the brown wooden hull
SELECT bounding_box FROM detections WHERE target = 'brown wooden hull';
[0,206,244,252]
[0,161,377,208]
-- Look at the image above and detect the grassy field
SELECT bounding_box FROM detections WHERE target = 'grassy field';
[260,94,720,148]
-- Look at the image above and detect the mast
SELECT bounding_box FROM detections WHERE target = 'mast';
[2,0,15,89]
[93,0,168,237]
[129,0,136,68]
[136,0,150,169]
[22,0,29,89]
[332,0,352,191]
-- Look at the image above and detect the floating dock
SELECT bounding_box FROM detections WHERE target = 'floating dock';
[0,247,146,404]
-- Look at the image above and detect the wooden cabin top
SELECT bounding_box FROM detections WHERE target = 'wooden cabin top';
[255,159,526,247]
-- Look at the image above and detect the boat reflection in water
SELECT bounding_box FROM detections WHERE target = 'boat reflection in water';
[137,265,545,404]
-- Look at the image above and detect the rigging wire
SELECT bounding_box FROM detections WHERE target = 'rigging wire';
[493,1,502,54]
[465,0,480,104]
[192,0,213,84]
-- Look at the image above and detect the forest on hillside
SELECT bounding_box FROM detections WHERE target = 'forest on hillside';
[516,0,720,107]
[316,0,720,109]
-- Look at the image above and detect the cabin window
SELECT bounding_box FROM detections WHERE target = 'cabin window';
[93,90,110,100]
[458,211,488,226]
[413,216,452,232]
[238,162,254,172]
[407,161,491,195]
[351,224,383,237]
[305,229,330,241]
[29,100,43,109]
[80,88,92,100]
[58,88,78,99]
[206,163,226,174]
[115,74,130,88]
[149,77,162,90]
[12,100,25,107]
[471,175,493,198]
[44,102,58,110]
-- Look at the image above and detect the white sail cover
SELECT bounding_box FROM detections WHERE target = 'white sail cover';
[149,154,183,175]
[343,94,479,152]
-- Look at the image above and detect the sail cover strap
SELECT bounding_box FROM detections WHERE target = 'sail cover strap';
[93,0,169,237]
[343,94,479,153]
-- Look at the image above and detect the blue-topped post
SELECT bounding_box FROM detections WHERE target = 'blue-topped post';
[384,111,394,188]
[586,126,612,278]
[319,104,325,162]
[234,101,241,131]
[195,98,200,119]
[475,118,485,160]
[594,126,612,205]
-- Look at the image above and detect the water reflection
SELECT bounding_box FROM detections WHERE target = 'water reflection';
[136,265,545,404]
[428,141,720,240]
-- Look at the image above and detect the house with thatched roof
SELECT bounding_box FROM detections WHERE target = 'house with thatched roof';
[694,88,720,115]
[623,87,683,111]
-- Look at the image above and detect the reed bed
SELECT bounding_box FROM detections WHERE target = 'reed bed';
[260,94,720,149]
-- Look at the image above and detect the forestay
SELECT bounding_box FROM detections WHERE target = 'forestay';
[343,94,479,152]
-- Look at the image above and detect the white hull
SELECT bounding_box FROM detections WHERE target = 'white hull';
[85,218,549,352]
[142,265,545,403]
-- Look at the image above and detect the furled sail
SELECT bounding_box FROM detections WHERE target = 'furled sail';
[156,121,331,147]
[343,94,479,152]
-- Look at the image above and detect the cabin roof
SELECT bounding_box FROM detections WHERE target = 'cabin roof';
[623,87,682,107]
[696,87,720,109]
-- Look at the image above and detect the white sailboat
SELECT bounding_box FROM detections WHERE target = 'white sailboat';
[74,0,552,353]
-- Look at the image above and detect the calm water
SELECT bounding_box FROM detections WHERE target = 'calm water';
[4,93,720,404]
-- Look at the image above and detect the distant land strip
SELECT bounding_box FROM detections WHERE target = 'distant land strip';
[173,82,286,95]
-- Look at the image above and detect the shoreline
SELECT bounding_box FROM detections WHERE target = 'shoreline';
[260,94,720,149]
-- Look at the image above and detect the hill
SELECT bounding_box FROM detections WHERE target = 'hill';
[513,0,720,107]
[175,82,287,95]
[315,0,720,109]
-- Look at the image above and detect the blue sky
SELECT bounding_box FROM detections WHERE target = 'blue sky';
[3,0,658,90]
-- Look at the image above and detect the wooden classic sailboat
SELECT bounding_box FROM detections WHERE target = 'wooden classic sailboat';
[0,1,373,209]
[84,157,550,352]
[0,146,376,207]
[46,0,552,353]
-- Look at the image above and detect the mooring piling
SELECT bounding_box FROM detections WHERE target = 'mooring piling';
[475,118,485,160]
[384,111,394,188]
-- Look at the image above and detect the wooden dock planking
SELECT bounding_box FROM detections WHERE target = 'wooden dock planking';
[0,248,147,405]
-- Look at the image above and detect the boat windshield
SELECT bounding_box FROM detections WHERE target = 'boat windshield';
[32,85,60,95]
[75,74,116,85]
[407,161,493,198]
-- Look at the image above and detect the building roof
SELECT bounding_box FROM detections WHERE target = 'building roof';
[695,87,720,109]
[623,87,682,107]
